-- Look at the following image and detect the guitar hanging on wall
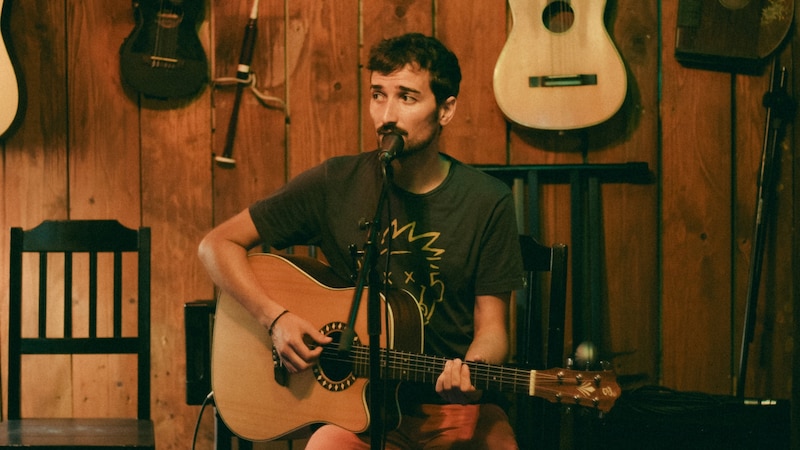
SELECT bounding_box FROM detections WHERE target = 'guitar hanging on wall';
[493,0,627,131]
[1,0,23,139]
[119,0,208,99]
[675,0,793,73]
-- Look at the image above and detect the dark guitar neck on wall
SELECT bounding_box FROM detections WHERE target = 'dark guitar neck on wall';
[675,0,794,73]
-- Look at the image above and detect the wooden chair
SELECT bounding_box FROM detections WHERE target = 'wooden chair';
[514,235,568,450]
[0,220,155,449]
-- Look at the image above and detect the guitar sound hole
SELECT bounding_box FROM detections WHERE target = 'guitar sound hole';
[542,1,574,34]
[319,330,354,383]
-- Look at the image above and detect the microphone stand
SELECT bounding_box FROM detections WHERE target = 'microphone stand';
[736,57,793,397]
[340,160,393,450]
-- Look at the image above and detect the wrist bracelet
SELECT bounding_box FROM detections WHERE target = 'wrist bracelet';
[268,309,290,336]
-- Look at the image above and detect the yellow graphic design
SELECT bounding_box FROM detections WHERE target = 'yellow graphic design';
[380,219,445,325]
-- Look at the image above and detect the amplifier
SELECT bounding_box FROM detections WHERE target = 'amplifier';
[593,386,790,449]
[184,299,216,405]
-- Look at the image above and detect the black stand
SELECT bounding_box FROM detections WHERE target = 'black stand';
[341,163,393,450]
[477,162,653,351]
[736,57,793,397]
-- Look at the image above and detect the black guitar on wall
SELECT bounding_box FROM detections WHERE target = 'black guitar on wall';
[119,0,208,99]
[675,0,793,73]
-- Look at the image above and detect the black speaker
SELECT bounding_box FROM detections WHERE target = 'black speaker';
[184,299,216,405]
[592,386,790,450]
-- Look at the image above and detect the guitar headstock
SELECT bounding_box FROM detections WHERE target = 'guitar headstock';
[533,367,620,413]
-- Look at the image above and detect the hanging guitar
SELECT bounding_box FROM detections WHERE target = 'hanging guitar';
[493,0,627,130]
[211,253,620,441]
[675,0,794,73]
[1,0,23,138]
[119,0,208,99]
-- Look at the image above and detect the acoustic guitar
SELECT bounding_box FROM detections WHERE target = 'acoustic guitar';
[0,0,21,138]
[675,0,793,73]
[493,0,627,130]
[119,0,208,99]
[211,253,620,442]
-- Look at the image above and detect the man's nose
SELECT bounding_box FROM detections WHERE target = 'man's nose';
[381,99,399,124]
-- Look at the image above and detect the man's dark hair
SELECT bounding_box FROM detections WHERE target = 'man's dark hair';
[367,33,461,105]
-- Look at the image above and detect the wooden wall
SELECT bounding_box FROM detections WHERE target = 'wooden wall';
[0,1,796,449]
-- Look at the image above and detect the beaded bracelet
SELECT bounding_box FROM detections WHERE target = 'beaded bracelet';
[268,309,290,336]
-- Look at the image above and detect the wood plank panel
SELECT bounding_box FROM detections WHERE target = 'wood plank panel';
[130,4,216,448]
[1,0,71,419]
[437,1,507,164]
[660,1,735,393]
[140,98,215,448]
[66,0,141,418]
[288,0,359,176]
[594,0,660,386]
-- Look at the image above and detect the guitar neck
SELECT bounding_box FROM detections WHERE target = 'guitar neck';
[321,343,618,412]
[344,344,534,395]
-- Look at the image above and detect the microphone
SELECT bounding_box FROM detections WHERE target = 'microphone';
[378,132,404,163]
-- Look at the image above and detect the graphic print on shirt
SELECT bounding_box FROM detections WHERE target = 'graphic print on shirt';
[380,219,444,325]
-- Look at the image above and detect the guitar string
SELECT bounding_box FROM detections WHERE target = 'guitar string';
[152,0,165,66]
[312,343,612,400]
[268,343,614,409]
[311,344,612,409]
[152,0,179,67]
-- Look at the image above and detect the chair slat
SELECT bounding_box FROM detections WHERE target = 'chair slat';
[64,252,72,338]
[89,251,98,338]
[37,253,47,338]
[20,337,140,354]
[114,251,123,338]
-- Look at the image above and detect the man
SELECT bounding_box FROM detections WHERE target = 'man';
[198,33,524,449]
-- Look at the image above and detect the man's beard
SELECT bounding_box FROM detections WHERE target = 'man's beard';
[377,125,440,159]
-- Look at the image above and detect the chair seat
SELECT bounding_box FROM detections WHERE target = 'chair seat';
[0,418,155,449]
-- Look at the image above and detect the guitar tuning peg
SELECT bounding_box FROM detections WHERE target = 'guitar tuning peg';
[599,360,612,371]
[566,357,574,369]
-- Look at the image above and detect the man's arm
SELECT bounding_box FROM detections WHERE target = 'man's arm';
[197,208,331,372]
[435,292,511,404]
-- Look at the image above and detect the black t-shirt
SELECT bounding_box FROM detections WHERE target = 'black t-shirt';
[249,150,524,359]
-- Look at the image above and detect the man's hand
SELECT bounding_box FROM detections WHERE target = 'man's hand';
[435,358,483,404]
[269,312,332,373]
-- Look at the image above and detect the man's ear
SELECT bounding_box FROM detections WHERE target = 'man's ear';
[438,96,457,126]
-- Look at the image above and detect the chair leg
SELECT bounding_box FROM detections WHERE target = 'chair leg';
[215,409,255,450]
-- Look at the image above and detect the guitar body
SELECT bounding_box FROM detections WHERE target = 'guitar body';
[211,253,424,442]
[493,0,627,130]
[0,0,21,138]
[675,0,793,73]
[119,0,208,99]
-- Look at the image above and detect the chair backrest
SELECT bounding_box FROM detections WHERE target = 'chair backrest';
[517,235,568,369]
[7,220,151,420]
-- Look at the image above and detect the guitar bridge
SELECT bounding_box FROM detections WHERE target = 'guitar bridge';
[529,74,597,88]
